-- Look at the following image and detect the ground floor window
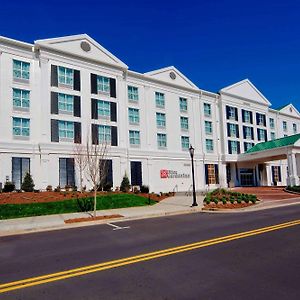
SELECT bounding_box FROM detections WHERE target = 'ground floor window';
[271,166,281,185]
[59,158,75,187]
[12,157,30,190]
[131,161,142,186]
[205,164,219,185]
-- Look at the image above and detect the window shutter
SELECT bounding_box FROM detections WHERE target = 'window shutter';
[228,141,232,154]
[110,78,116,98]
[51,119,59,142]
[51,92,58,114]
[107,160,113,185]
[215,164,219,184]
[110,102,117,122]
[264,130,268,141]
[73,96,81,117]
[263,115,266,127]
[243,126,246,139]
[250,112,253,124]
[242,110,245,122]
[244,142,247,152]
[205,165,209,184]
[278,166,282,182]
[73,70,81,91]
[257,128,259,140]
[235,108,238,121]
[271,166,275,183]
[256,113,259,125]
[51,65,58,87]
[131,161,142,186]
[226,106,230,119]
[91,99,98,119]
[111,126,118,146]
[74,122,81,144]
[91,124,99,145]
[67,158,75,186]
[236,124,239,138]
[237,142,241,154]
[91,73,98,94]
[251,127,254,140]
[227,123,230,137]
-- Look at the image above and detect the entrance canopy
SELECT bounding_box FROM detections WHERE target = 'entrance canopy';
[238,133,300,186]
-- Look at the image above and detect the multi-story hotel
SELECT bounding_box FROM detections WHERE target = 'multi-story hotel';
[0,34,299,192]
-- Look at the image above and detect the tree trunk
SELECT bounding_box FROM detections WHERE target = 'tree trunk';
[93,187,97,217]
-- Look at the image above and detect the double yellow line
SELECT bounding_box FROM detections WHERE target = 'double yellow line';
[1,219,300,294]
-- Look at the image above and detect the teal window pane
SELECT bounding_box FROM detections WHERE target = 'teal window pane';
[97,76,110,93]
[13,60,30,80]
[181,136,189,149]
[58,66,73,85]
[98,125,111,142]
[155,92,165,108]
[180,117,189,130]
[98,100,110,117]
[128,108,139,123]
[205,121,212,134]
[13,89,30,108]
[128,86,139,101]
[157,133,167,148]
[179,97,187,112]
[58,93,74,112]
[204,103,211,116]
[129,130,140,145]
[58,121,74,139]
[13,117,30,137]
[156,113,166,127]
[206,139,213,152]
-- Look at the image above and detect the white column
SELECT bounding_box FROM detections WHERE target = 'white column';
[219,163,227,188]
[287,152,299,186]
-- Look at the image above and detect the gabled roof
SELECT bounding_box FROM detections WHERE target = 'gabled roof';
[144,66,198,89]
[245,133,300,154]
[274,103,300,118]
[35,34,128,69]
[220,79,271,106]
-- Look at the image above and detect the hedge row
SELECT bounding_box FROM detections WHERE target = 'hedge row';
[204,188,257,205]
[286,185,300,193]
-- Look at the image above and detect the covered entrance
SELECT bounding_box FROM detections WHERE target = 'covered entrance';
[238,134,300,186]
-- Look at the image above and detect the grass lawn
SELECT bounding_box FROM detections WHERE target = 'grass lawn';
[0,194,156,220]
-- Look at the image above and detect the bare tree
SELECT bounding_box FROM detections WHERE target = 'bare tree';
[73,144,87,193]
[85,136,109,217]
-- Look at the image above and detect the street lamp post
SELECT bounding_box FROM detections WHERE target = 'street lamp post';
[189,145,198,207]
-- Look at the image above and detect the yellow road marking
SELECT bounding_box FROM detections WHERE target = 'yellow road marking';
[1,219,300,294]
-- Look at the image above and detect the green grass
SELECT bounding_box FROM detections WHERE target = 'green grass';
[0,194,156,220]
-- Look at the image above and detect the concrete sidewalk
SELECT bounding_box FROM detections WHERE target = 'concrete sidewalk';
[0,195,204,236]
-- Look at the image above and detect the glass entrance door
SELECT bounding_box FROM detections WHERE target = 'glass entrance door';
[240,169,254,186]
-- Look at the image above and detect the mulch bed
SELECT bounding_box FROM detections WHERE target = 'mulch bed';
[203,202,255,210]
[0,191,171,205]
[65,214,123,224]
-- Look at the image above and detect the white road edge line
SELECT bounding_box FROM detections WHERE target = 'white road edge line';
[106,223,130,231]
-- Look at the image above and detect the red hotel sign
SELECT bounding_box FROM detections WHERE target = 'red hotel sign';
[160,169,190,179]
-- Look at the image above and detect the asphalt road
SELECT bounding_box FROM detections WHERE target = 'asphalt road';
[1,205,300,299]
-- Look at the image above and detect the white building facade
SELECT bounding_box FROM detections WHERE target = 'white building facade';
[0,34,299,192]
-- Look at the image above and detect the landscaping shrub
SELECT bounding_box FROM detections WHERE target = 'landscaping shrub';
[46,185,53,192]
[213,197,219,204]
[21,173,35,192]
[140,185,149,193]
[229,196,235,204]
[286,185,300,193]
[3,181,15,193]
[120,173,130,192]
[222,197,227,204]
[103,182,113,192]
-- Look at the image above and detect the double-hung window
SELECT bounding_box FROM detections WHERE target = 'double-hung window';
[206,139,214,152]
[257,128,266,141]
[58,121,74,139]
[157,133,167,148]
[229,140,239,154]
[204,103,211,117]
[58,66,73,86]
[129,130,140,145]
[244,142,254,152]
[128,86,139,101]
[98,100,110,117]
[180,116,189,130]
[282,121,287,132]
[155,92,165,108]
[179,97,187,112]
[269,118,275,129]
[244,126,252,139]
[205,121,213,135]
[13,89,30,109]
[99,125,111,143]
[271,132,276,140]
[227,106,237,120]
[58,93,74,113]
[228,123,237,137]
[13,60,30,80]
[181,136,189,150]
[242,110,251,123]
[97,76,110,93]
[128,108,139,124]
[256,113,266,126]
[156,113,166,128]
[13,117,30,137]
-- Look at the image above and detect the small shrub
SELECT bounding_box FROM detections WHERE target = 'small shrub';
[65,185,72,192]
[230,196,235,204]
[120,173,130,192]
[237,198,242,204]
[21,173,35,192]
[46,185,53,192]
[54,186,61,192]
[213,197,219,204]
[133,186,140,194]
[3,182,15,192]
[103,182,113,192]
[140,185,149,193]
[222,197,227,204]
[204,197,211,205]
[72,186,78,192]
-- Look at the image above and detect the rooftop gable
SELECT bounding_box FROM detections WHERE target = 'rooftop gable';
[220,79,271,106]
[144,66,198,89]
[35,34,128,69]
[275,103,300,118]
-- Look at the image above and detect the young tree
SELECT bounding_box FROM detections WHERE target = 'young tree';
[120,173,130,192]
[85,135,109,217]
[21,172,35,192]
[73,143,87,193]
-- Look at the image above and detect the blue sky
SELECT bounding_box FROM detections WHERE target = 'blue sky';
[1,0,299,110]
